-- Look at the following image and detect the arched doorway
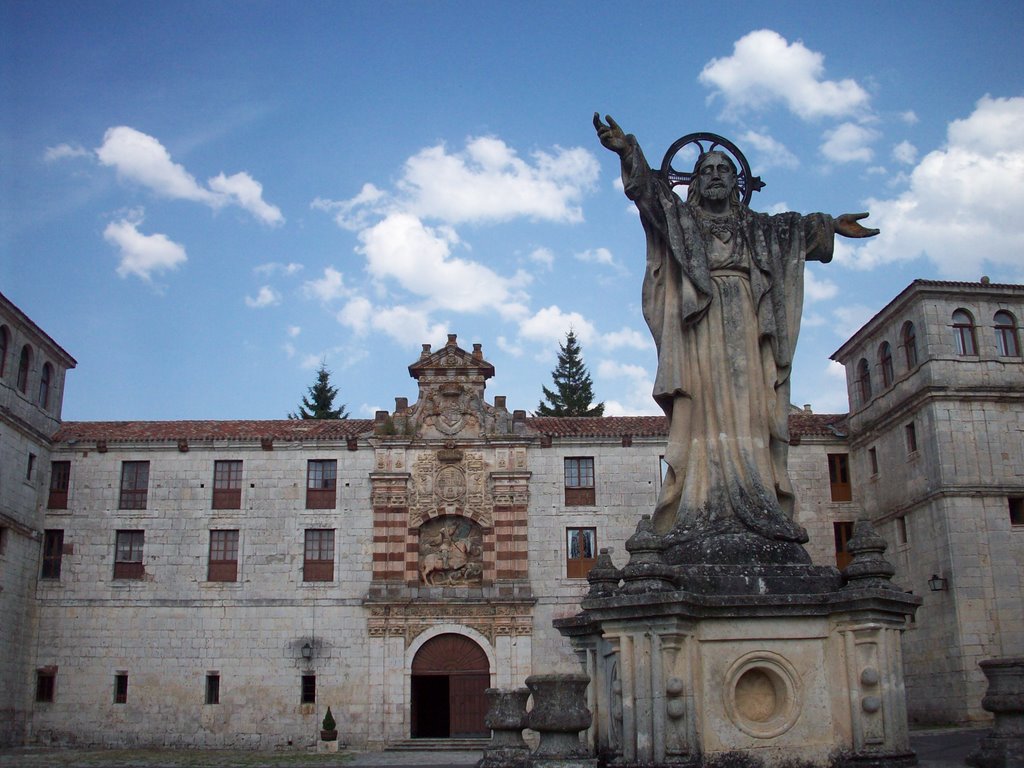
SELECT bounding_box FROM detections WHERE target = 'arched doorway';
[410,633,490,738]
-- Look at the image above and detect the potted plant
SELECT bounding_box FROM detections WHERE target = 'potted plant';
[320,706,338,742]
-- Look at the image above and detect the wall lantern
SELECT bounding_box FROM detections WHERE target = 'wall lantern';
[928,574,948,592]
[301,641,313,661]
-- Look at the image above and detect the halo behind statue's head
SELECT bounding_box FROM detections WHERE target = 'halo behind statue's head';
[659,132,765,207]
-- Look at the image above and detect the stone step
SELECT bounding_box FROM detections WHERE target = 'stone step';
[386,737,489,752]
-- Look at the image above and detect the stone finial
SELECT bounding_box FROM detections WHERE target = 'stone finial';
[968,657,1024,768]
[473,343,483,359]
[494,396,507,410]
[621,515,675,593]
[447,333,458,346]
[421,343,431,358]
[395,397,408,411]
[586,548,623,599]
[842,519,897,590]
[479,687,531,768]
[524,674,593,762]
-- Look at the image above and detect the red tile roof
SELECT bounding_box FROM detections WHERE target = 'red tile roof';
[53,413,848,443]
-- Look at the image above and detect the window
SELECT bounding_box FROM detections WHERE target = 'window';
[905,422,918,454]
[994,311,1021,357]
[41,529,64,580]
[17,344,31,394]
[38,362,52,409]
[827,454,852,502]
[26,452,36,481]
[303,529,334,581]
[879,342,894,388]
[118,461,150,509]
[205,673,220,705]
[301,674,316,704]
[566,527,597,579]
[564,457,595,506]
[0,325,8,377]
[306,460,337,509]
[48,461,71,509]
[896,516,908,546]
[0,526,7,556]
[902,321,918,369]
[36,668,56,703]
[114,673,129,704]
[952,309,977,356]
[856,358,872,405]
[833,521,855,570]
[114,530,145,579]
[1010,498,1024,527]
[868,447,879,476]
[208,530,239,582]
[212,460,243,509]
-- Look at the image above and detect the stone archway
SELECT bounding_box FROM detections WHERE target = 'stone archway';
[410,633,490,738]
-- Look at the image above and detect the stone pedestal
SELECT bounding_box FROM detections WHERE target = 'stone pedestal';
[480,687,532,768]
[967,657,1024,768]
[525,674,596,768]
[554,523,920,768]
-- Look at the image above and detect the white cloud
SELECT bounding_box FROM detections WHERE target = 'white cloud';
[496,336,524,357]
[601,327,652,351]
[103,213,187,281]
[312,183,388,231]
[899,111,919,125]
[892,140,918,165]
[596,360,660,416]
[287,325,301,337]
[95,126,282,224]
[303,266,350,303]
[846,95,1024,278]
[739,130,799,169]
[371,305,448,348]
[528,247,555,270]
[396,137,599,225]
[803,269,839,303]
[245,285,281,308]
[574,247,618,268]
[255,262,303,276]
[336,296,373,334]
[518,305,597,348]
[358,213,527,316]
[820,122,878,163]
[208,172,284,225]
[44,143,90,162]
[699,30,871,120]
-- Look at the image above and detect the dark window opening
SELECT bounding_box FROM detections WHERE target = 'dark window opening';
[301,674,316,704]
[48,461,71,509]
[36,669,56,703]
[114,673,128,704]
[119,461,150,510]
[1010,498,1024,527]
[952,309,977,356]
[564,457,595,506]
[41,529,64,580]
[206,673,220,704]
[827,453,852,502]
[212,460,243,509]
[208,530,239,582]
[114,530,145,579]
[306,460,337,509]
[303,529,334,581]
[566,527,597,579]
[833,521,856,570]
[905,422,918,454]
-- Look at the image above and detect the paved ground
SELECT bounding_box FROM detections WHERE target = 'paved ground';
[0,727,989,767]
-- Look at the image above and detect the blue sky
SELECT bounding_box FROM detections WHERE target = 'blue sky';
[3,1,1023,421]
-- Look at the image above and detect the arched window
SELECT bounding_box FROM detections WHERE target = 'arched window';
[901,321,918,369]
[856,358,872,405]
[994,311,1021,357]
[879,342,894,388]
[17,345,31,394]
[38,362,52,410]
[952,309,977,356]
[0,325,8,377]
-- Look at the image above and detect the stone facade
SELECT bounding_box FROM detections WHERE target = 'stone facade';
[0,291,76,747]
[5,279,1021,749]
[833,278,1024,725]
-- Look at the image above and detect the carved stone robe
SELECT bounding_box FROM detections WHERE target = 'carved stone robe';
[618,138,836,550]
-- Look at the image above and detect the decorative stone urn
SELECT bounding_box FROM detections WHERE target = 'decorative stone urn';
[968,657,1024,768]
[479,687,531,768]
[525,674,592,762]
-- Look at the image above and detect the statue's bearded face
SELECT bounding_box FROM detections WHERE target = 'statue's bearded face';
[696,152,737,202]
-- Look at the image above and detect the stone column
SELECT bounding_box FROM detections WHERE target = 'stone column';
[479,687,531,768]
[968,657,1024,768]
[525,674,595,768]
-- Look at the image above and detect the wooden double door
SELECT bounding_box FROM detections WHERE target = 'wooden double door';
[410,634,490,738]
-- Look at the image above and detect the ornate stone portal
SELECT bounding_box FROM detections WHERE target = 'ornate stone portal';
[550,126,920,767]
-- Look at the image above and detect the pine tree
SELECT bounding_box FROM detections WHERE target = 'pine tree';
[290,363,349,420]
[536,331,605,416]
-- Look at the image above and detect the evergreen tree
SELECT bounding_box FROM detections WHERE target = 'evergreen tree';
[290,363,349,420]
[536,331,605,416]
